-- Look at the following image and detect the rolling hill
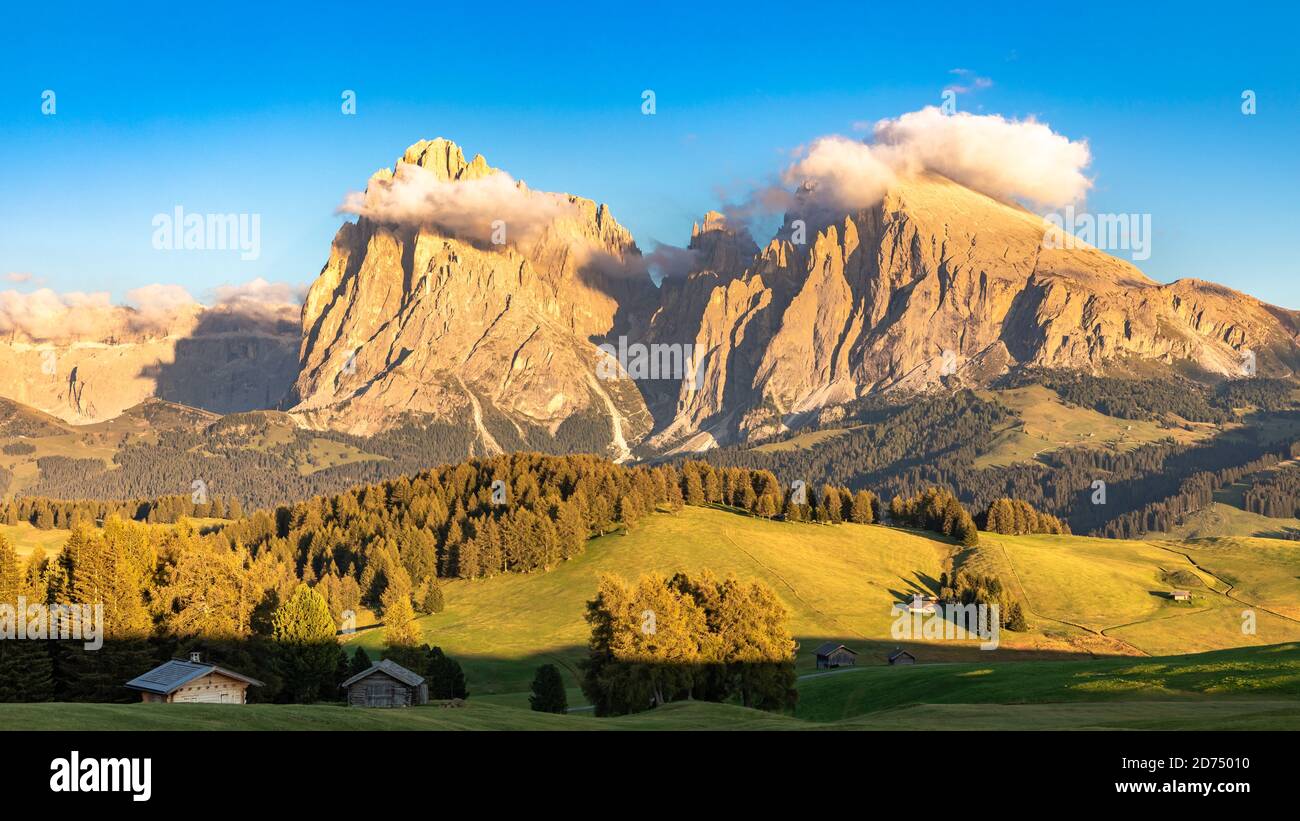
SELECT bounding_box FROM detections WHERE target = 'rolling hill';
[2,643,1295,730]
[344,505,1300,700]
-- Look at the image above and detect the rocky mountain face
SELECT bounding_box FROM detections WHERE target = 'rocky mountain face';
[289,138,656,458]
[642,173,1300,451]
[0,305,299,424]
[6,140,1297,459]
[280,141,1300,455]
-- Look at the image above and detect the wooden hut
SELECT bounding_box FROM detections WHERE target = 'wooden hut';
[814,642,858,669]
[888,648,916,666]
[125,653,263,704]
[342,660,428,707]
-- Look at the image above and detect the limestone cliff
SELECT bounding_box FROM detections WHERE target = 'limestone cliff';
[645,173,1300,450]
[289,138,656,459]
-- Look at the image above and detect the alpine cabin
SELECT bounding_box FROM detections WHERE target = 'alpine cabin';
[125,653,263,704]
[342,660,428,707]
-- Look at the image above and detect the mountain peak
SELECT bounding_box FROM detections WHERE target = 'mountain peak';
[398,137,496,181]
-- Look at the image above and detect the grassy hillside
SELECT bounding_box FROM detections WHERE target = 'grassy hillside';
[347,505,965,696]
[796,642,1300,721]
[972,385,1214,468]
[2,699,1296,731]
[0,521,70,560]
[1153,501,1300,540]
[346,506,1300,698]
[4,643,1296,731]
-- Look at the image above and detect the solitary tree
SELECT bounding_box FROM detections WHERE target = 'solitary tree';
[528,663,568,713]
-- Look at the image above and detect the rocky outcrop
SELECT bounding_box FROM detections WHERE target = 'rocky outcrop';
[8,142,1296,459]
[0,305,299,424]
[289,139,656,459]
[645,173,1300,450]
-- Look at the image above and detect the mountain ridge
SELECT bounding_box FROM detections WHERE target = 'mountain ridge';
[4,138,1298,460]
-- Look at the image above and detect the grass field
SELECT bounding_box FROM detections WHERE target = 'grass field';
[1154,502,1300,540]
[2,699,1295,730]
[342,506,1300,701]
[3,504,1297,731]
[347,505,968,696]
[0,521,70,561]
[973,385,1214,468]
[2,643,1295,731]
[795,643,1300,722]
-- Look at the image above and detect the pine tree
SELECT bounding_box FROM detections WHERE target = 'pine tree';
[849,490,875,524]
[348,645,373,677]
[424,646,468,699]
[381,571,422,649]
[528,663,568,713]
[419,580,445,614]
[271,583,338,703]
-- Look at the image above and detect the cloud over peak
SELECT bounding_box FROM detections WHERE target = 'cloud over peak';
[783,106,1093,213]
[338,162,581,246]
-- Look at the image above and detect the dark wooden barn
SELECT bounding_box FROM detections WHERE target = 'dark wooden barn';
[814,642,857,669]
[888,648,916,665]
[341,660,428,707]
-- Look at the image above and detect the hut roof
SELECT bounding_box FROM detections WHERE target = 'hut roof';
[125,659,263,695]
[814,642,856,658]
[341,659,426,689]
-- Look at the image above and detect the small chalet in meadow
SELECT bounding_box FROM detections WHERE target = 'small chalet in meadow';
[1170,590,1192,602]
[814,642,858,670]
[342,659,428,707]
[125,653,263,704]
[888,648,916,666]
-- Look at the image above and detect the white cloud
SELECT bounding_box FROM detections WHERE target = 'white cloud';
[338,162,580,246]
[0,278,304,342]
[782,106,1092,212]
[209,277,304,316]
[945,68,994,95]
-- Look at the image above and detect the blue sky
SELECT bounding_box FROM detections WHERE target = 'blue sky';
[2,1,1298,307]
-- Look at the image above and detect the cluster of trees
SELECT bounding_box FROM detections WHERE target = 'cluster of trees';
[1243,464,1300,519]
[581,571,797,716]
[677,460,880,524]
[18,409,636,514]
[1215,378,1298,412]
[696,391,1010,496]
[938,570,1028,631]
[888,488,979,545]
[1,494,244,530]
[0,525,331,703]
[980,498,1070,535]
[0,521,467,704]
[211,453,691,604]
[1097,446,1298,538]
[1022,371,1233,423]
